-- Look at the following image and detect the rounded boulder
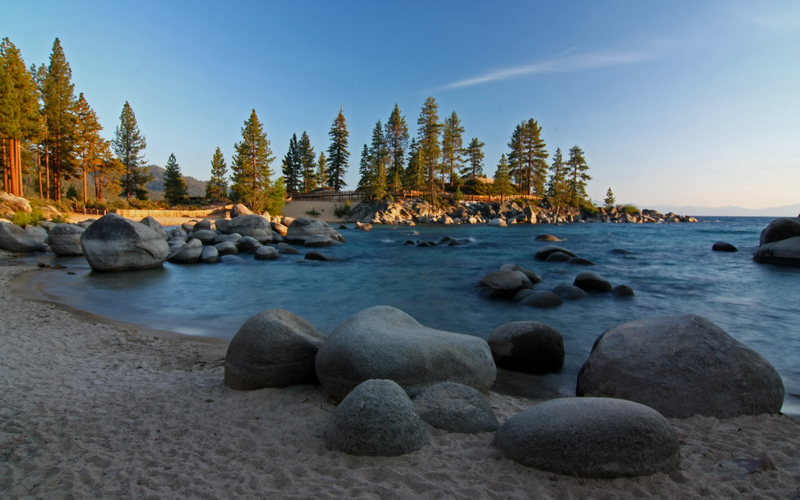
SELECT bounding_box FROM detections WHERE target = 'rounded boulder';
[412,382,499,433]
[80,213,169,271]
[488,321,564,374]
[574,271,613,292]
[47,223,85,256]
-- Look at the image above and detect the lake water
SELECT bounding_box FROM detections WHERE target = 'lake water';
[22,216,800,414]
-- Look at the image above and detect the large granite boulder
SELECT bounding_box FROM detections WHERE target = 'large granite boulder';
[576,314,785,418]
[573,271,613,292]
[48,223,85,256]
[192,218,212,231]
[223,215,272,243]
[412,382,499,433]
[315,306,496,402]
[285,217,346,244]
[167,238,203,264]
[200,245,219,263]
[495,398,680,478]
[235,236,263,252]
[225,309,326,390]
[499,264,542,284]
[230,204,253,217]
[139,216,169,240]
[214,241,239,256]
[534,245,577,260]
[0,192,32,213]
[759,217,800,245]
[25,225,48,244]
[192,229,219,245]
[479,270,534,299]
[80,213,170,271]
[0,221,44,253]
[324,379,428,456]
[753,236,800,267]
[521,291,564,308]
[254,245,280,260]
[488,322,564,374]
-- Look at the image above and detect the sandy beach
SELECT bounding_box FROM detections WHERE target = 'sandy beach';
[1,261,799,498]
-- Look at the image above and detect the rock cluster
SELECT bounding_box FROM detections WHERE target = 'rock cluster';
[345,198,698,226]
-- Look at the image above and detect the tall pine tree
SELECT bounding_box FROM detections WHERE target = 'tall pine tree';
[206,147,228,201]
[42,38,78,200]
[366,120,388,199]
[281,133,301,193]
[384,104,409,193]
[507,118,548,197]
[163,153,187,205]
[357,144,370,192]
[417,97,442,206]
[326,106,349,191]
[230,109,275,211]
[73,93,105,203]
[113,101,151,200]
[546,147,568,212]
[462,137,485,179]
[298,131,316,193]
[403,138,423,191]
[567,145,591,207]
[494,154,512,201]
[441,111,464,187]
[604,188,615,209]
[316,152,327,188]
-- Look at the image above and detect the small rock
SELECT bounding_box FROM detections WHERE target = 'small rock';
[413,383,499,433]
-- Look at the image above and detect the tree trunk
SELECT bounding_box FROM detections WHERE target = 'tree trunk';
[2,141,7,192]
[37,147,43,199]
[82,161,88,204]
[45,145,50,200]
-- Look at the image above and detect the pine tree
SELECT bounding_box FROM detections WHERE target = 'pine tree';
[567,145,591,207]
[281,133,301,194]
[604,188,615,209]
[463,137,485,179]
[42,38,78,200]
[403,138,423,191]
[546,147,568,212]
[73,93,105,203]
[0,38,41,197]
[113,101,151,200]
[357,144,370,192]
[494,154,512,201]
[441,111,464,187]
[206,147,229,202]
[384,104,408,193]
[94,145,124,201]
[316,152,327,188]
[367,120,388,199]
[298,131,316,193]
[163,153,188,205]
[507,119,548,197]
[417,97,442,207]
[230,109,275,211]
[326,106,349,191]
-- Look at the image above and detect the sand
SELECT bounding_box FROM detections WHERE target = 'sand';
[1,263,799,498]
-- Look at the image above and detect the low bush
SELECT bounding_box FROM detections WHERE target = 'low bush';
[620,204,641,215]
[334,199,352,218]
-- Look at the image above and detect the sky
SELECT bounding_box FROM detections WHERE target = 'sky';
[3,0,799,212]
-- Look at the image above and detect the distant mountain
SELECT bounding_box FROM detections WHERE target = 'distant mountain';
[145,164,207,200]
[645,204,800,218]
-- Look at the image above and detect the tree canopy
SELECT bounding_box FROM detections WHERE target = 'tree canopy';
[163,153,188,205]
[113,101,151,200]
[230,109,275,211]
[326,107,349,191]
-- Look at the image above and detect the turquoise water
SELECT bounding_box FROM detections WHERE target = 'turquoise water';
[24,217,800,413]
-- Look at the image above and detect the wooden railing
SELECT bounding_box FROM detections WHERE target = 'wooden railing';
[290,190,365,202]
[72,207,108,216]
[115,209,219,218]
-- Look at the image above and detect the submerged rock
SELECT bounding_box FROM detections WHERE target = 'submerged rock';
[712,241,738,252]
[573,271,612,292]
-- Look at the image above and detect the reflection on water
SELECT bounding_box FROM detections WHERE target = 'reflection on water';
[21,217,800,413]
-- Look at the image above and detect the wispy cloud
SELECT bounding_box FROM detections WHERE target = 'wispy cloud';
[436,44,672,91]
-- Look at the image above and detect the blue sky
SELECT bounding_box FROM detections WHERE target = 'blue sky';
[4,0,799,211]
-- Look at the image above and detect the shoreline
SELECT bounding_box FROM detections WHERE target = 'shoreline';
[1,262,800,497]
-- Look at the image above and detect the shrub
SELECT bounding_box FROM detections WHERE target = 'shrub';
[306,209,320,217]
[10,209,46,227]
[620,204,641,215]
[334,199,352,218]
[582,203,600,216]
[453,187,465,203]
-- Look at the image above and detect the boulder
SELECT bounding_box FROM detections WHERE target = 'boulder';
[546,251,572,262]
[487,218,507,227]
[271,222,289,236]
[576,314,785,418]
[139,216,169,240]
[611,284,635,297]
[225,215,272,243]
[513,289,537,302]
[499,264,542,284]
[494,398,680,478]
[271,233,284,244]
[277,243,301,255]
[521,292,564,308]
[759,217,800,245]
[0,222,44,253]
[285,217,346,244]
[230,203,253,217]
[180,221,195,232]
[200,245,219,264]
[41,205,62,220]
[214,241,239,256]
[535,245,577,260]
[479,270,533,299]
[552,284,587,300]
[167,238,203,264]
[235,236,263,252]
[214,233,241,244]
[25,225,48,244]
[488,321,565,374]
[254,245,280,260]
[192,229,219,245]
[315,306,496,402]
[712,241,738,252]
[574,271,613,292]
[304,251,342,262]
[0,192,32,213]
[192,218,212,231]
[753,236,800,267]
[323,379,428,456]
[80,214,170,271]
[214,218,231,233]
[304,234,342,247]
[47,223,85,256]
[568,257,595,266]
[412,382,499,433]
[225,309,326,390]
[536,234,562,242]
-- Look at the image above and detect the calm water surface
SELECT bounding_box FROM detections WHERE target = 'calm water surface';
[24,216,800,413]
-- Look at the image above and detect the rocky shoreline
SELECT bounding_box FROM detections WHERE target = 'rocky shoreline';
[345,198,699,226]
